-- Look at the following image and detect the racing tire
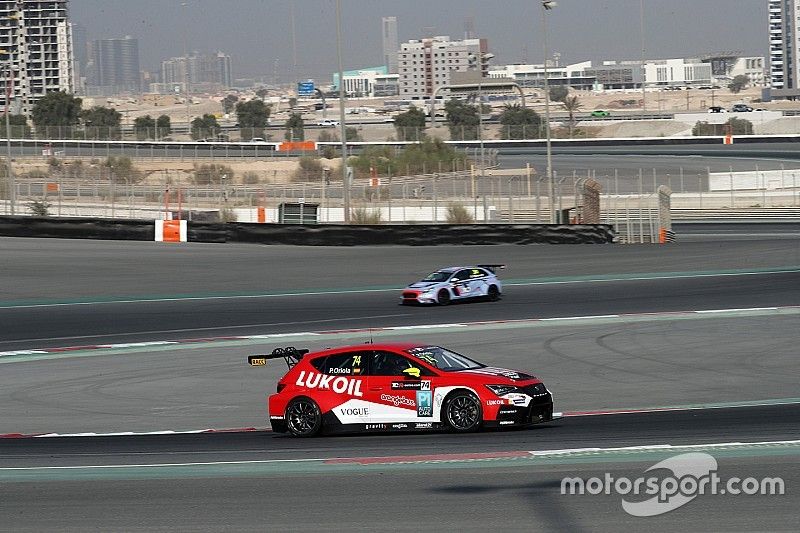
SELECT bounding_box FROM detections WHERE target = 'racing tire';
[285,397,323,437]
[443,391,482,432]
[487,285,500,302]
[437,289,451,306]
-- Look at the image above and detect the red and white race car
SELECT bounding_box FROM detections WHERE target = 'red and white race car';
[248,343,554,437]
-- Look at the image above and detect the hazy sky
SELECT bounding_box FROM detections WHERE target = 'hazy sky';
[70,0,767,82]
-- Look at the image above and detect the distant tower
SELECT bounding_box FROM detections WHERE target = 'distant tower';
[381,16,398,73]
[464,17,475,40]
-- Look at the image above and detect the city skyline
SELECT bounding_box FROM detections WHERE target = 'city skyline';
[70,0,767,82]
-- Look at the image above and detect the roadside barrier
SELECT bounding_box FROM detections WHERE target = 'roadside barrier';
[0,216,615,245]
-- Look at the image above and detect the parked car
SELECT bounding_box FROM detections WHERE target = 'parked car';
[317,119,340,127]
[707,106,727,113]
[731,104,754,113]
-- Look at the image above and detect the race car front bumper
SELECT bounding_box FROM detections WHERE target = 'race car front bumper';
[484,392,554,428]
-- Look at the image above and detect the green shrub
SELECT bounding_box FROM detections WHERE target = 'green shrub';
[193,163,234,185]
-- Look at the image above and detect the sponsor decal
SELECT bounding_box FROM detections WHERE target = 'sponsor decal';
[486,399,505,406]
[380,393,416,408]
[414,422,433,429]
[339,407,369,417]
[366,424,387,430]
[499,420,515,425]
[498,408,518,415]
[391,380,431,391]
[295,371,364,397]
[416,390,433,417]
[269,415,285,420]
[392,423,409,429]
[328,367,352,374]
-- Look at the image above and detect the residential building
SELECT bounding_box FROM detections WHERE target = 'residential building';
[766,0,800,99]
[0,0,74,114]
[332,66,399,97]
[161,51,232,93]
[85,36,141,95]
[381,16,398,74]
[397,36,490,99]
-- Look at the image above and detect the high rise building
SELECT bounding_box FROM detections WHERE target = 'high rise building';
[0,0,74,114]
[160,52,232,93]
[397,36,489,99]
[70,22,86,93]
[85,36,140,95]
[381,16,398,74]
[767,0,800,99]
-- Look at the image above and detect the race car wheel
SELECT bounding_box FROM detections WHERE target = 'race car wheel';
[437,289,451,306]
[444,391,482,432]
[487,285,500,302]
[285,397,322,437]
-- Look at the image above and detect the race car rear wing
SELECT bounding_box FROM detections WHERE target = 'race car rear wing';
[477,264,506,274]
[248,347,309,369]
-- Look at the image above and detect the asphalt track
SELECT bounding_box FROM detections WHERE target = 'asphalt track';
[1,238,799,531]
[1,406,798,532]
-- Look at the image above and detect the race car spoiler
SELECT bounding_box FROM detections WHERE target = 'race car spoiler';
[248,347,309,369]
[477,264,505,274]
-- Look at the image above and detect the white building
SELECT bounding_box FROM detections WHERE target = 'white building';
[0,0,74,115]
[767,0,800,99]
[333,66,399,97]
[489,61,595,90]
[643,58,712,87]
[397,36,489,99]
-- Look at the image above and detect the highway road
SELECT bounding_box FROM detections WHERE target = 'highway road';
[1,238,798,531]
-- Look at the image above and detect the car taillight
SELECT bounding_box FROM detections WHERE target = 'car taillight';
[277,383,286,393]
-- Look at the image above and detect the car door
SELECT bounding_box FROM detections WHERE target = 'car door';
[311,350,371,426]
[465,267,490,296]
[449,269,474,300]
[366,350,436,425]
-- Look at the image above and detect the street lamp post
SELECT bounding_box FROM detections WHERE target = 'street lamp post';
[335,0,350,222]
[541,1,556,223]
[1,58,15,215]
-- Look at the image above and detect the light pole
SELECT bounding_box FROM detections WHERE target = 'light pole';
[1,53,15,215]
[639,0,646,116]
[335,0,350,222]
[541,1,556,223]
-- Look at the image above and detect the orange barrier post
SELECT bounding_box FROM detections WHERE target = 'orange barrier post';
[257,206,266,223]
[659,227,667,244]
[155,220,187,242]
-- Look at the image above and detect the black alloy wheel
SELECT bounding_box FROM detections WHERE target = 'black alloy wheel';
[437,289,451,305]
[487,285,500,301]
[445,392,482,432]
[285,397,323,437]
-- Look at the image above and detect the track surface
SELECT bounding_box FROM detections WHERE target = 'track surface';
[1,406,798,532]
[2,238,798,531]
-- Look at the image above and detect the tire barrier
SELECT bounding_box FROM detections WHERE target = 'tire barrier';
[0,216,615,245]
[227,223,614,246]
[0,216,154,241]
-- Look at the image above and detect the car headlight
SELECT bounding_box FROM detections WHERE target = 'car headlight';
[485,384,519,396]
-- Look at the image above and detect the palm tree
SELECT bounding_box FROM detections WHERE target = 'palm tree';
[563,96,582,137]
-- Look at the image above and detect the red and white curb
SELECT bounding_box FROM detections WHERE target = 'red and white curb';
[2,305,798,359]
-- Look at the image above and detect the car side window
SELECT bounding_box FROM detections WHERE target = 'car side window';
[312,351,369,376]
[469,268,486,279]
[371,351,433,377]
[452,269,471,283]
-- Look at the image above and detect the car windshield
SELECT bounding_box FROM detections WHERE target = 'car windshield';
[422,271,452,282]
[406,346,485,372]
